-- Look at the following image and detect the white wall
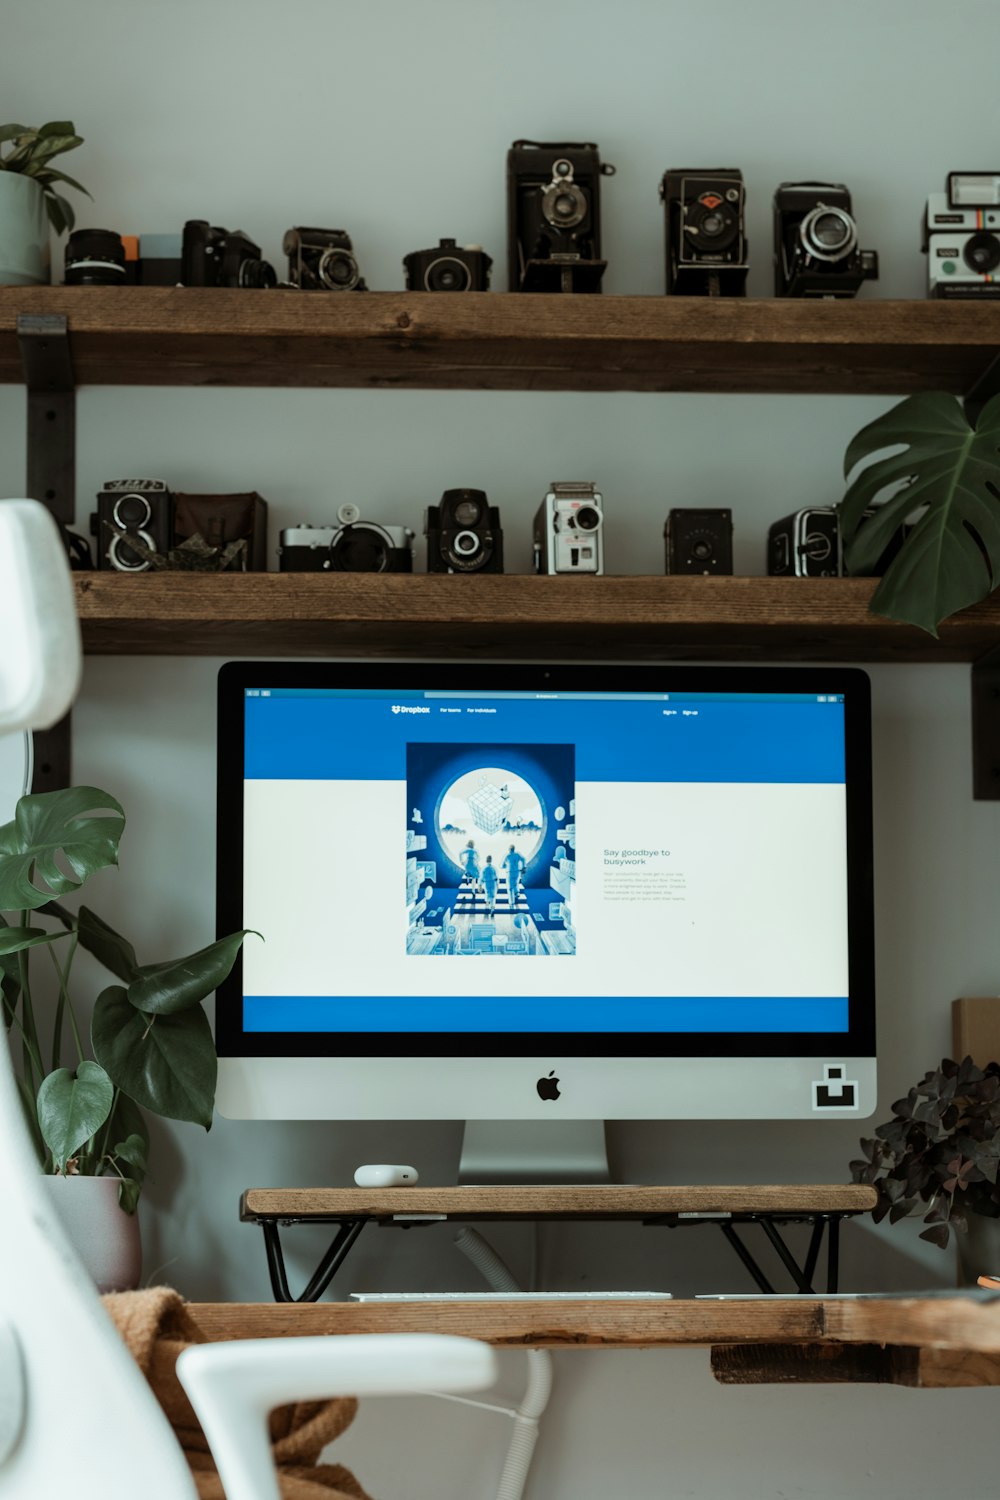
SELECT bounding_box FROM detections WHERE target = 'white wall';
[5,2,1000,1496]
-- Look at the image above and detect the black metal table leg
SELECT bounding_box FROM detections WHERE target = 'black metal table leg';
[827,1215,841,1293]
[759,1218,814,1294]
[802,1217,825,1289]
[720,1223,776,1295]
[262,1219,366,1303]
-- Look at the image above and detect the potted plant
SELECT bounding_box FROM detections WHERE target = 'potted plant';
[0,121,91,285]
[838,391,1000,636]
[850,1055,1000,1278]
[0,785,254,1290]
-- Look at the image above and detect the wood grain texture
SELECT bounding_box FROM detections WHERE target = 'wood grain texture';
[710,1342,1000,1387]
[73,573,1000,661]
[2,288,1000,394]
[188,1296,1000,1359]
[240,1184,878,1221]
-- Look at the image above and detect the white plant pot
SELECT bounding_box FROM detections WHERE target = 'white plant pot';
[0,173,50,285]
[957,1211,1000,1286]
[41,1174,142,1293]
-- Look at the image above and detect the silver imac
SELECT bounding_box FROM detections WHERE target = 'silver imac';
[215,662,876,1176]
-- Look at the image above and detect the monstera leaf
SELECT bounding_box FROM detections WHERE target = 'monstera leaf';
[36,1061,114,1173]
[839,392,1000,636]
[91,986,217,1128]
[0,787,125,913]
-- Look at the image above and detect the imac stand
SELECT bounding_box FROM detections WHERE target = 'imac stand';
[458,1120,610,1184]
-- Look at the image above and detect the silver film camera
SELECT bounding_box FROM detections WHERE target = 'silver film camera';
[278,504,414,573]
[533,482,604,574]
[923,173,1000,298]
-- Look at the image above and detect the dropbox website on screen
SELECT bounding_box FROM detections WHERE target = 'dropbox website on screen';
[241,688,849,1035]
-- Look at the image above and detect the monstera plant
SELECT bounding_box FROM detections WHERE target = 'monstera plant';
[0,786,255,1211]
[839,391,1000,636]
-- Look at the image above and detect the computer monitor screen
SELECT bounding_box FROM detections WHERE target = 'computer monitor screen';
[216,662,875,1123]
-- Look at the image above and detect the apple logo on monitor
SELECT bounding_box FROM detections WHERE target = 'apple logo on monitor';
[536,1070,561,1101]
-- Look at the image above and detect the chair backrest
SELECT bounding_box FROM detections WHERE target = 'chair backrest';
[0,1032,198,1500]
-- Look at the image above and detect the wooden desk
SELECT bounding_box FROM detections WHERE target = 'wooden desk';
[191,1293,1000,1389]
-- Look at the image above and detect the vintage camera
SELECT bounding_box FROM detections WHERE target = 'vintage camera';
[91,479,174,571]
[660,170,748,297]
[773,183,878,298]
[283,227,367,291]
[173,492,268,571]
[181,220,276,289]
[923,173,1000,298]
[664,509,733,575]
[767,507,909,577]
[507,140,615,293]
[278,505,414,573]
[424,488,503,573]
[533,483,604,574]
[403,238,492,291]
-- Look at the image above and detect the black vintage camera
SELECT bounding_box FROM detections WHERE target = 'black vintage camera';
[660,170,748,297]
[404,239,492,292]
[507,140,615,293]
[278,505,414,573]
[283,227,367,291]
[181,220,276,289]
[664,509,733,574]
[424,489,503,573]
[92,479,174,571]
[767,507,908,577]
[774,183,878,298]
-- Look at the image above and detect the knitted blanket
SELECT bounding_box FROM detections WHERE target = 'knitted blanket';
[102,1288,372,1500]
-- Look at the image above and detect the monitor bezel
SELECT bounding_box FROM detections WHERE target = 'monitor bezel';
[216,660,875,1061]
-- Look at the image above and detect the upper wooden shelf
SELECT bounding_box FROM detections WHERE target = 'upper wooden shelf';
[3,288,999,395]
[74,572,1000,662]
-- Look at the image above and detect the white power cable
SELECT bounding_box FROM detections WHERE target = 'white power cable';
[454,1227,553,1500]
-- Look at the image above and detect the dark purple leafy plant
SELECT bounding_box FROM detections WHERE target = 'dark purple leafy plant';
[850,1056,1000,1249]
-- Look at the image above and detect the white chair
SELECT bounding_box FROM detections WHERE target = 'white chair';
[0,498,499,1500]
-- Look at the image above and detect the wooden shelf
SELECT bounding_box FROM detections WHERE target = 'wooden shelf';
[188,1295,1000,1386]
[74,572,1000,661]
[3,288,1000,395]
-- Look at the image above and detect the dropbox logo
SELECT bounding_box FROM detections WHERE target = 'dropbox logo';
[391,704,429,715]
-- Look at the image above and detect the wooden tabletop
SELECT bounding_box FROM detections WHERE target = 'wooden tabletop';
[240,1183,878,1222]
[190,1294,1000,1389]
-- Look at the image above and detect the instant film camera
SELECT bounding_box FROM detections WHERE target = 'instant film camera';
[923,173,1000,298]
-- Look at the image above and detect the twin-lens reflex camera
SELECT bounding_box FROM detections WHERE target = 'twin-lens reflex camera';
[923,173,1000,297]
[92,481,268,572]
[425,489,503,572]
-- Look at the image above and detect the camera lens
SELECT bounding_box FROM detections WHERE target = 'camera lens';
[575,505,602,532]
[425,256,472,292]
[453,530,481,555]
[329,523,391,572]
[553,159,572,178]
[964,232,1000,275]
[692,539,712,561]
[113,494,152,529]
[64,228,127,286]
[320,249,360,291]
[108,528,156,572]
[800,205,858,262]
[542,181,587,230]
[701,213,725,237]
[453,498,481,526]
[239,258,277,290]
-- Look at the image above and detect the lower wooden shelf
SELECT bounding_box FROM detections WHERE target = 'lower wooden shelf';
[74,573,1000,661]
[189,1295,1000,1387]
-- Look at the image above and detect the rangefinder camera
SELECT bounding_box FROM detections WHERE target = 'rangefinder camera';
[507,140,615,293]
[278,505,414,573]
[91,478,173,572]
[773,182,878,298]
[660,169,748,297]
[923,173,1000,298]
[767,507,909,578]
[425,488,503,573]
[404,238,492,291]
[283,227,367,291]
[533,482,604,574]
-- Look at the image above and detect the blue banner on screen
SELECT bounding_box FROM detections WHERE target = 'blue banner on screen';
[240,688,851,1034]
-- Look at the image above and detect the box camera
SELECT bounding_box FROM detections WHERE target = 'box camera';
[182,220,276,289]
[404,239,492,292]
[664,509,733,575]
[507,140,615,293]
[92,479,174,571]
[773,183,878,298]
[278,505,414,573]
[767,507,909,578]
[424,488,503,573]
[533,483,604,574]
[923,173,1000,298]
[283,227,367,291]
[660,170,748,297]
[173,492,268,572]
